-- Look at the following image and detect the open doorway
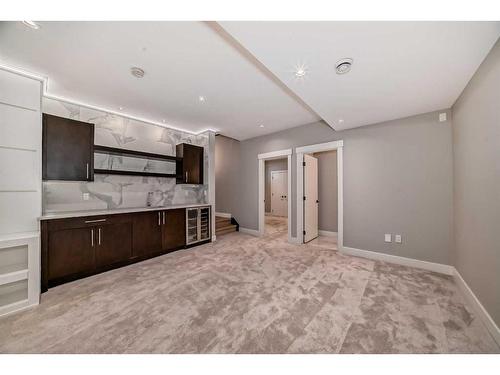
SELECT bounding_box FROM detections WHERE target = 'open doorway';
[296,141,343,250]
[257,149,292,242]
[308,150,338,250]
[265,158,288,235]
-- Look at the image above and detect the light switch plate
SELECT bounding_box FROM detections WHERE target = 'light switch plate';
[83,193,90,201]
[385,234,392,243]
[395,234,402,243]
[439,112,447,122]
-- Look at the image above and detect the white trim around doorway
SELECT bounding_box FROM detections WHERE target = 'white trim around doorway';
[296,140,343,248]
[258,149,292,242]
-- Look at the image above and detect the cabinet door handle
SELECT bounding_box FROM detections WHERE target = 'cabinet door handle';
[86,163,89,180]
[163,211,166,225]
[185,171,188,183]
[91,229,94,247]
[85,219,106,224]
[158,212,161,226]
[98,228,102,245]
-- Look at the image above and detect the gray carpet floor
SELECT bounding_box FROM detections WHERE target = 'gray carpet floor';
[0,220,498,353]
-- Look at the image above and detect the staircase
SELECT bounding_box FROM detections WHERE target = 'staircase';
[216,215,238,236]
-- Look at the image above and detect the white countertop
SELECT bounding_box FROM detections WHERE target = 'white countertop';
[39,203,212,220]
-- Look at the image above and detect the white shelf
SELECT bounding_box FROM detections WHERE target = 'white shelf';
[0,279,28,309]
[0,264,29,286]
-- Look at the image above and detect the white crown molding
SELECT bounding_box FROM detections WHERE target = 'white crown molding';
[0,63,218,137]
[0,63,47,83]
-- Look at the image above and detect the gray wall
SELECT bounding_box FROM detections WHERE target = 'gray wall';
[265,158,288,213]
[451,39,500,326]
[235,110,453,265]
[215,135,241,214]
[314,150,337,232]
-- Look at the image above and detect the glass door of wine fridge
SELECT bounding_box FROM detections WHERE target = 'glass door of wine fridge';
[185,206,211,245]
[186,208,199,245]
[200,207,210,241]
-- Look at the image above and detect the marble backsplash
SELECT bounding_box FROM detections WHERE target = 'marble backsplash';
[42,98,209,213]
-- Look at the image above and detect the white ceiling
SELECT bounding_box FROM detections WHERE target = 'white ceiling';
[1,21,499,138]
[221,21,500,130]
[0,21,319,140]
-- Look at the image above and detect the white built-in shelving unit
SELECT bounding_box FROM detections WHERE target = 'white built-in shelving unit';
[0,232,40,316]
[0,67,43,316]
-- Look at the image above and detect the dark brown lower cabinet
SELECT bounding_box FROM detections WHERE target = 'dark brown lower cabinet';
[48,226,95,280]
[132,211,163,257]
[163,209,186,250]
[95,221,133,268]
[41,207,199,291]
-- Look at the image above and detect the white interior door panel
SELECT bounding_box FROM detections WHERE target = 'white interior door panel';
[303,154,318,242]
[271,170,288,217]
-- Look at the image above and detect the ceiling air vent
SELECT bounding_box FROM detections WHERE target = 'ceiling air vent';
[335,58,353,75]
[130,66,145,78]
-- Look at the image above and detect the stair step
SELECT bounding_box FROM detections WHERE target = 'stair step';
[216,223,236,229]
[216,219,231,229]
[216,225,237,235]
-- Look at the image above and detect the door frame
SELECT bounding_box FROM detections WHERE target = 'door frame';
[295,140,343,248]
[270,170,288,217]
[258,149,292,242]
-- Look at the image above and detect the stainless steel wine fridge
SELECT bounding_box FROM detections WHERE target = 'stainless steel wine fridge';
[186,206,211,245]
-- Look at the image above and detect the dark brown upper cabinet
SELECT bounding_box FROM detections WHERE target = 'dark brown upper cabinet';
[176,143,204,184]
[42,113,94,181]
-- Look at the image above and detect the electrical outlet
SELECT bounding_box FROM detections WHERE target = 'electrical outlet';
[82,193,90,201]
[395,235,402,243]
[384,234,392,243]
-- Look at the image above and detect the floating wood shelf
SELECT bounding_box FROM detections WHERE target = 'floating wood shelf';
[93,145,181,178]
[94,169,180,178]
[94,145,181,162]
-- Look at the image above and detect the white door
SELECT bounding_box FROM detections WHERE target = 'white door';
[303,154,318,242]
[271,170,288,217]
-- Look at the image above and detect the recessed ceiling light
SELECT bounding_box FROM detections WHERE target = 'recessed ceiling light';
[162,119,166,123]
[119,106,124,110]
[259,124,265,128]
[335,58,353,75]
[22,21,40,30]
[198,96,206,103]
[130,66,145,78]
[338,119,344,124]
[294,64,308,79]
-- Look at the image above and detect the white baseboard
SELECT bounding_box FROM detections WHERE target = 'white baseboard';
[239,227,260,237]
[0,299,37,318]
[215,212,231,219]
[340,245,499,348]
[453,268,500,347]
[340,246,454,275]
[318,230,338,238]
